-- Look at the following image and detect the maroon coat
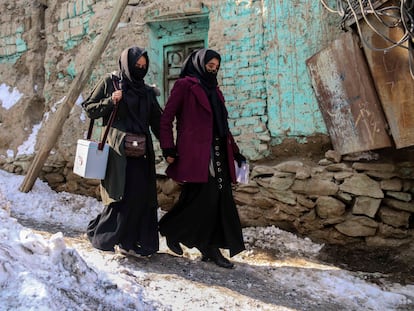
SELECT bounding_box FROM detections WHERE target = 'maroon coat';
[160,76,240,183]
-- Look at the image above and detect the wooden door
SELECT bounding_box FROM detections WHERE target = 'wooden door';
[163,41,204,102]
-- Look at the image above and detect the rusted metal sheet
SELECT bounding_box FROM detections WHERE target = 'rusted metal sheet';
[360,9,414,149]
[306,31,392,155]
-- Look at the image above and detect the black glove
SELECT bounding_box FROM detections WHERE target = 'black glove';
[162,148,178,159]
[234,153,246,168]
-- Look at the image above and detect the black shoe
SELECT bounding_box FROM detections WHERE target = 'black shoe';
[201,247,234,269]
[118,244,142,258]
[166,239,183,255]
[118,244,154,258]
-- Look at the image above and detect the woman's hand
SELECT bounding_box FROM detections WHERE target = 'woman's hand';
[234,153,247,167]
[111,90,122,104]
[166,156,175,164]
[162,148,178,164]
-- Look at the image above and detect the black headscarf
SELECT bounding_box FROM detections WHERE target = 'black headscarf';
[118,46,150,133]
[180,48,221,89]
[118,46,149,93]
[180,48,228,137]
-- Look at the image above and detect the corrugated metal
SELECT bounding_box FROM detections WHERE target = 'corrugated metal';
[306,31,392,155]
[360,11,414,149]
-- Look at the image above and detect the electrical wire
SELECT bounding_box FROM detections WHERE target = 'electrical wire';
[320,0,414,78]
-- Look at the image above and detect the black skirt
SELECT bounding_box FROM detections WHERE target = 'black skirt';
[159,138,245,257]
[87,156,159,254]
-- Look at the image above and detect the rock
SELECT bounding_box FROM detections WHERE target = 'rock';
[278,202,309,217]
[339,174,383,198]
[272,190,297,206]
[352,196,381,218]
[252,195,279,209]
[296,194,316,209]
[382,198,414,213]
[273,161,304,173]
[160,178,181,195]
[158,193,175,211]
[250,165,275,178]
[267,175,295,191]
[335,216,378,237]
[235,182,260,194]
[335,191,353,204]
[380,178,403,191]
[311,171,335,181]
[325,149,341,163]
[311,166,326,175]
[321,217,346,226]
[64,180,79,193]
[398,166,414,178]
[291,179,339,196]
[325,163,351,172]
[261,188,297,205]
[365,236,412,248]
[315,196,346,219]
[318,158,332,166]
[237,206,264,227]
[84,179,100,186]
[385,191,412,202]
[352,162,396,172]
[12,160,31,173]
[378,206,411,228]
[255,177,271,188]
[342,151,379,161]
[44,173,65,185]
[295,166,311,180]
[233,191,256,207]
[3,163,16,173]
[402,180,414,192]
[366,171,398,179]
[263,205,296,224]
[377,223,409,239]
[333,171,353,181]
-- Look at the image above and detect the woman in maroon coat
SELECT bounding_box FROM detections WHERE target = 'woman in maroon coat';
[159,48,246,268]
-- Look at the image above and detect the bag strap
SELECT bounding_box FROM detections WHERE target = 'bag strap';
[87,75,120,151]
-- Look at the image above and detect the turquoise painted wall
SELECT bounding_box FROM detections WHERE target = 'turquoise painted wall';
[0,25,27,64]
[215,0,336,147]
[263,0,328,141]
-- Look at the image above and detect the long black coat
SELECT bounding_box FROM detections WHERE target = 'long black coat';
[82,73,162,207]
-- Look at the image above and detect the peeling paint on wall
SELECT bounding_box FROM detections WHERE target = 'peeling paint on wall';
[0,0,342,161]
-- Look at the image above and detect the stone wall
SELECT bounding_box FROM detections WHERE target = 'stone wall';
[159,150,414,247]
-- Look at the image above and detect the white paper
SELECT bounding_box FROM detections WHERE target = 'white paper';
[234,160,250,184]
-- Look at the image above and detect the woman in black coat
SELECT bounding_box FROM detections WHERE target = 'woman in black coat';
[83,46,162,257]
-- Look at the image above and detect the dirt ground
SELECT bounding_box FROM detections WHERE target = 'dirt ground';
[318,243,414,286]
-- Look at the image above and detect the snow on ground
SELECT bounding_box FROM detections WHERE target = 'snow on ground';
[0,169,413,310]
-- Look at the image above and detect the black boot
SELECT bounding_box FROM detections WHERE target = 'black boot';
[166,238,183,255]
[201,247,234,269]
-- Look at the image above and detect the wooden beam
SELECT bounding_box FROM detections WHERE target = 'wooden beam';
[19,0,129,193]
